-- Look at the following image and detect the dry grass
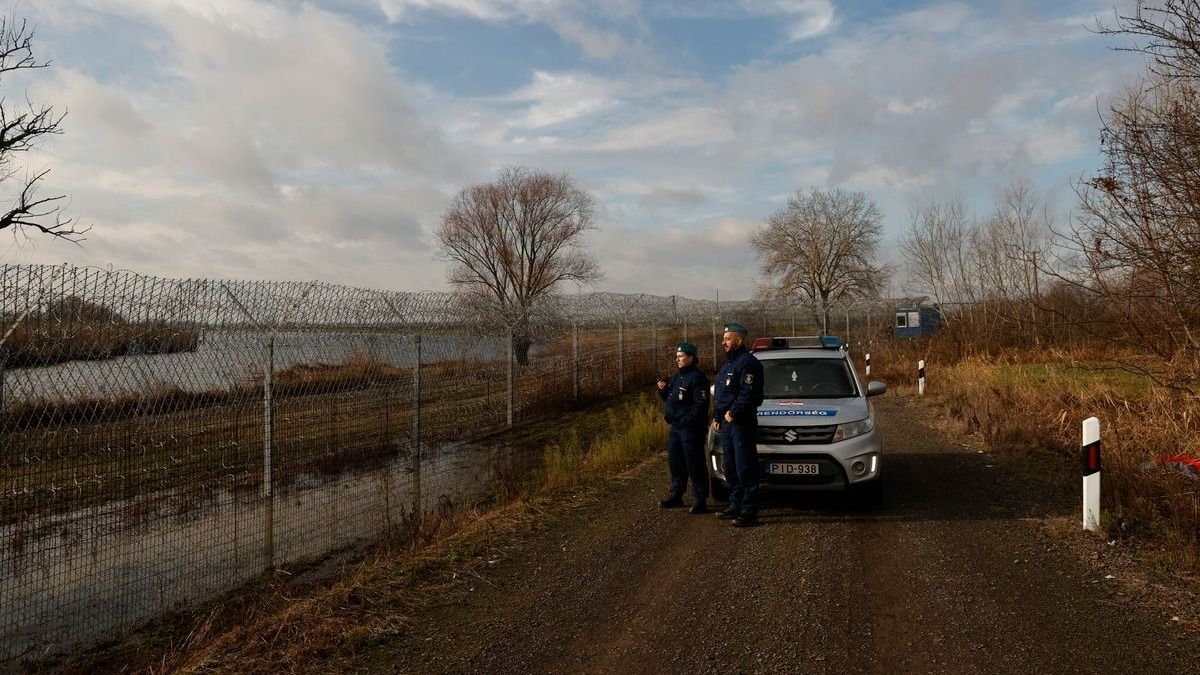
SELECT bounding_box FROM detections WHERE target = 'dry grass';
[540,394,667,489]
[932,355,1200,569]
[857,317,1200,570]
[2,321,200,369]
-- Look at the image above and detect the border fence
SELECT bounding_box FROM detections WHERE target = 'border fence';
[0,263,886,663]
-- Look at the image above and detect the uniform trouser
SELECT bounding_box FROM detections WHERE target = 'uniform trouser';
[720,419,759,516]
[668,425,709,499]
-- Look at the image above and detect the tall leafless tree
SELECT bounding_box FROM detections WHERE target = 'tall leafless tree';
[0,17,82,241]
[436,166,601,364]
[901,197,976,308]
[752,188,886,330]
[1060,1,1200,387]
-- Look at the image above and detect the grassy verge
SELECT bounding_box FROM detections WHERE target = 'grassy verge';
[36,392,668,674]
[928,356,1200,570]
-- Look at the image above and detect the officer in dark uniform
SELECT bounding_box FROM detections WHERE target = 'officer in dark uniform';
[656,342,711,514]
[711,322,765,527]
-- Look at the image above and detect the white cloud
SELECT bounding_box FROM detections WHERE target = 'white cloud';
[11,0,1151,300]
[509,71,616,128]
[889,2,972,34]
[592,106,735,151]
[375,0,557,23]
[742,0,835,40]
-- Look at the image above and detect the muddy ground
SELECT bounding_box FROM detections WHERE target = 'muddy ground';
[357,394,1200,674]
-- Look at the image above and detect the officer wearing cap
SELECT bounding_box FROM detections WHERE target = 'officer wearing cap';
[656,342,711,514]
[712,322,765,527]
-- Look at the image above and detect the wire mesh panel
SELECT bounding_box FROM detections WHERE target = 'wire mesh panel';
[0,263,847,664]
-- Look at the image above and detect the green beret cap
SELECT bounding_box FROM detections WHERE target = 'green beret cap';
[676,341,698,356]
[723,322,749,335]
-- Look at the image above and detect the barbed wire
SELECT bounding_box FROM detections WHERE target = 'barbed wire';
[0,262,892,665]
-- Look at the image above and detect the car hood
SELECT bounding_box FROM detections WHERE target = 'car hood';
[756,397,869,426]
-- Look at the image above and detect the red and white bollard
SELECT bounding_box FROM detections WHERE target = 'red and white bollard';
[1082,416,1101,531]
[917,359,926,395]
[865,352,871,377]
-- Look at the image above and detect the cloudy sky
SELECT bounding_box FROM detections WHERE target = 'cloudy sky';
[5,0,1145,299]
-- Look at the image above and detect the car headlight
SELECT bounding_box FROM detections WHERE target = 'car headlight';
[833,417,874,442]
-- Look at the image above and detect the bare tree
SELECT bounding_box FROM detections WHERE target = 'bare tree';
[901,197,977,307]
[436,166,601,364]
[0,17,82,241]
[975,180,1053,339]
[752,188,886,330]
[1061,1,1200,387]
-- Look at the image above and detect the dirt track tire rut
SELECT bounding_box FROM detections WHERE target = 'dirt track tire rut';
[379,395,1200,674]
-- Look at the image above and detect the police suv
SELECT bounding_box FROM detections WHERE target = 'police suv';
[707,335,887,504]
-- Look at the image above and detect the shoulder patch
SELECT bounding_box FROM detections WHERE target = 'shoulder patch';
[744,373,754,384]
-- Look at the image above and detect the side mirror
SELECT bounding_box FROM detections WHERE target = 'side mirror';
[866,380,887,397]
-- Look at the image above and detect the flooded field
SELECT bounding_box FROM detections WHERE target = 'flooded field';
[0,436,539,664]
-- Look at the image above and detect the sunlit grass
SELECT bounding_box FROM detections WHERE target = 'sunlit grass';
[540,394,667,490]
[934,356,1200,569]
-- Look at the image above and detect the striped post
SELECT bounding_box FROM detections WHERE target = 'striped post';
[918,359,926,395]
[1082,417,1101,532]
[865,352,871,377]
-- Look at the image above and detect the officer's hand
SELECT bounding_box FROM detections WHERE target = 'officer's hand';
[712,421,720,431]
[724,410,734,423]
[656,379,667,391]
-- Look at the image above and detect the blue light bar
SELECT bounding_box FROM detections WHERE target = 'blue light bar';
[819,335,841,349]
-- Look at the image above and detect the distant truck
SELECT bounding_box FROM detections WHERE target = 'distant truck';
[893,305,942,338]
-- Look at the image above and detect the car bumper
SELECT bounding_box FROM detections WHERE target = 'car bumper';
[707,429,882,492]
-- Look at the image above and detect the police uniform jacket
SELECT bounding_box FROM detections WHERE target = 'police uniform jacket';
[713,345,765,424]
[659,364,710,429]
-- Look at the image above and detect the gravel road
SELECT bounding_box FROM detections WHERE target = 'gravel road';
[378,394,1200,674]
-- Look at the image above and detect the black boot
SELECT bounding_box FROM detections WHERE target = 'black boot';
[732,513,759,527]
[689,499,708,514]
[715,506,738,519]
[659,494,684,508]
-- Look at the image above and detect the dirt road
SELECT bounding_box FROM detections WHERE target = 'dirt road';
[372,395,1200,674]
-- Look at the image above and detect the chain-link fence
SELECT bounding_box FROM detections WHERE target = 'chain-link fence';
[0,263,887,663]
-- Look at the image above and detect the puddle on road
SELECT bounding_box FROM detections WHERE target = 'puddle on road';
[1,436,544,663]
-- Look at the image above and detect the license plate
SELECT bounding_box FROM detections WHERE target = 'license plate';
[767,462,819,476]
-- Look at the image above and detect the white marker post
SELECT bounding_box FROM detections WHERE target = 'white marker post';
[1082,416,1101,532]
[865,352,871,377]
[918,359,926,395]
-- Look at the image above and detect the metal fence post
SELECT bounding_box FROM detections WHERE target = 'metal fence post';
[618,321,625,394]
[0,351,5,464]
[712,323,718,370]
[572,321,580,403]
[651,321,657,376]
[412,333,422,520]
[683,317,688,342]
[507,329,515,427]
[262,336,275,570]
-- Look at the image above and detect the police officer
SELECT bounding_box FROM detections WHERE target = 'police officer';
[711,322,765,527]
[656,342,711,514]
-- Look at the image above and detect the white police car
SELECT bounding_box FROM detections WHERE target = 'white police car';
[707,335,886,505]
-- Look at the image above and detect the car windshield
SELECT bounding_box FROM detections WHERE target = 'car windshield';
[762,357,857,399]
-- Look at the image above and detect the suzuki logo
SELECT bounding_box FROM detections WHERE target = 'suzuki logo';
[783,429,798,442]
